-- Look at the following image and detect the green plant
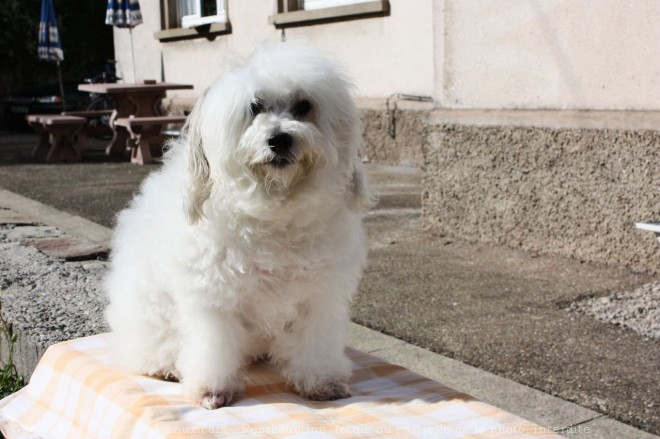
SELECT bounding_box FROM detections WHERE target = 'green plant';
[0,300,25,400]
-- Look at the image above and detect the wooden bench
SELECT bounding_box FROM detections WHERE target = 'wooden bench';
[62,110,114,139]
[114,115,187,164]
[62,109,113,119]
[26,114,88,162]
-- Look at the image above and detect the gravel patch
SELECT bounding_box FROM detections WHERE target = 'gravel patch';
[0,225,108,347]
[568,282,660,340]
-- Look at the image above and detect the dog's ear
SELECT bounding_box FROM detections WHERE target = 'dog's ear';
[348,157,376,212]
[183,92,213,224]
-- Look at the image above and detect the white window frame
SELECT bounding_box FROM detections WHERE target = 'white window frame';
[300,0,371,11]
[157,0,231,41]
[179,0,227,28]
[269,0,389,28]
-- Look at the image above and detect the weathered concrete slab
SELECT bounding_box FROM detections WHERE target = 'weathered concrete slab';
[5,225,64,241]
[0,208,36,226]
[0,235,109,379]
[25,237,108,261]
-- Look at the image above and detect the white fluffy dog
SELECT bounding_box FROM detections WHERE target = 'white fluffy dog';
[104,43,371,409]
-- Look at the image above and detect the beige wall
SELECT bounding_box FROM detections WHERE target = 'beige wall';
[282,1,434,99]
[112,1,161,84]
[435,0,660,110]
[113,0,434,105]
[113,1,660,111]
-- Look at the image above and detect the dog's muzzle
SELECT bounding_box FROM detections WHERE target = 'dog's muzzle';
[267,132,296,168]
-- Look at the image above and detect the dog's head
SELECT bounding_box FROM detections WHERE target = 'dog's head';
[180,43,371,224]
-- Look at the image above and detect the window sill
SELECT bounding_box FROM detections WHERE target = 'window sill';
[155,20,231,42]
[269,1,389,28]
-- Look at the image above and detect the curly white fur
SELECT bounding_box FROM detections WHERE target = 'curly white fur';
[104,43,371,409]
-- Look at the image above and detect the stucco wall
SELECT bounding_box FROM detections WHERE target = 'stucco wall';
[361,107,425,166]
[113,0,434,105]
[422,112,660,275]
[434,0,660,110]
[115,1,660,111]
[111,1,162,84]
[281,1,434,99]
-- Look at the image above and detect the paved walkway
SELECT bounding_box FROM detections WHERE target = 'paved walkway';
[0,132,658,438]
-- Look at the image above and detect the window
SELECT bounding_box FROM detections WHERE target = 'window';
[156,0,230,42]
[270,0,389,28]
[300,0,373,11]
[178,0,226,28]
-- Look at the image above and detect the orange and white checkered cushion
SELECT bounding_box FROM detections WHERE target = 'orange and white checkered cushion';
[0,334,560,438]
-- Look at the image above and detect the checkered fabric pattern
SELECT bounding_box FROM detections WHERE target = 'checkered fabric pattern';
[0,334,560,438]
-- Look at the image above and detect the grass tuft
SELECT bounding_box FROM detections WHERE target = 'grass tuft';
[0,300,25,400]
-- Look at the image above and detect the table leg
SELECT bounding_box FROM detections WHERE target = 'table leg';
[106,93,141,157]
[98,89,174,160]
[128,91,166,118]
[130,135,153,165]
[125,123,165,165]
[106,109,131,157]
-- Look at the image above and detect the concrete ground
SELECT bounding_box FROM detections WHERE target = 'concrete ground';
[0,132,658,438]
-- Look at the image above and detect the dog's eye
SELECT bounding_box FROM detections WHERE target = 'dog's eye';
[250,100,264,116]
[291,99,311,118]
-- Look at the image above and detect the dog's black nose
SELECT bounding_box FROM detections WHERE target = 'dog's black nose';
[268,132,293,154]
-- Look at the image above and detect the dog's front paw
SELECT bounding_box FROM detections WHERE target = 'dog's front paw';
[199,389,234,410]
[153,369,181,382]
[296,378,351,401]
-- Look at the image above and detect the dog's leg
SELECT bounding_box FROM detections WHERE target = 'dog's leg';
[176,307,246,409]
[106,290,181,379]
[273,292,353,401]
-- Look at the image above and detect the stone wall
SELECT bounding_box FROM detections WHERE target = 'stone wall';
[361,108,426,167]
[422,113,660,275]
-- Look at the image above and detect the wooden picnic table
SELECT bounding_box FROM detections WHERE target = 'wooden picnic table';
[78,81,193,157]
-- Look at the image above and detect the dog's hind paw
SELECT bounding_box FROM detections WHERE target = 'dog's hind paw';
[200,389,234,410]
